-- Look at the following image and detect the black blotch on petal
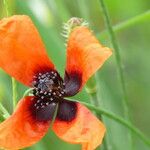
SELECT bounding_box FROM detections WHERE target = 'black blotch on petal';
[57,100,77,122]
[64,71,82,96]
[33,102,57,122]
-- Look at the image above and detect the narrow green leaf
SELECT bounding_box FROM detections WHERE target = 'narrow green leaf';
[0,102,10,119]
[3,0,10,16]
[99,10,150,39]
[98,0,132,149]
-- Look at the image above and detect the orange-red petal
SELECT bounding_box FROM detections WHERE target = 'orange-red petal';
[65,26,112,93]
[0,97,50,150]
[0,15,54,86]
[53,103,106,150]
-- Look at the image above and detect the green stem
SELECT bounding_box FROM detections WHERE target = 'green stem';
[49,103,59,129]
[12,78,17,111]
[99,0,129,118]
[3,0,10,16]
[3,0,16,112]
[98,10,150,39]
[0,103,10,119]
[0,0,11,121]
[23,88,34,98]
[98,0,133,147]
[66,98,150,146]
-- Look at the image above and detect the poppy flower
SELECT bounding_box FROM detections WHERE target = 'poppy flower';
[0,15,112,150]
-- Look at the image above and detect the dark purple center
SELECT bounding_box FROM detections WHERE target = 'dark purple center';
[31,70,79,122]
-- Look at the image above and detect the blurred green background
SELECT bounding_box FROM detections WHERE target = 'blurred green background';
[0,0,149,150]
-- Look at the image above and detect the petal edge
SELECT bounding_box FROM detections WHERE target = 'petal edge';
[0,15,54,86]
[0,96,50,150]
[53,102,106,150]
[65,26,112,94]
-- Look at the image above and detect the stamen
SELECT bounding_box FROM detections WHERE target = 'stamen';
[33,70,66,100]
[46,102,49,106]
[37,100,40,103]
[40,91,43,94]
[41,96,44,99]
[31,70,74,122]
[53,92,56,96]
[61,91,65,94]
[36,106,39,109]
[44,92,47,95]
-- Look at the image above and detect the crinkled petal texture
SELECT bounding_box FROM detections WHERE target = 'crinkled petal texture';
[65,26,112,96]
[0,15,54,86]
[0,97,50,150]
[53,103,105,150]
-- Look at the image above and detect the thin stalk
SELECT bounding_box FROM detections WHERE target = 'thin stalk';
[99,10,150,39]
[0,103,10,119]
[3,0,16,113]
[66,98,150,147]
[23,88,34,98]
[0,1,10,123]
[99,0,129,118]
[49,103,59,129]
[3,0,10,16]
[98,0,133,147]
[12,78,18,111]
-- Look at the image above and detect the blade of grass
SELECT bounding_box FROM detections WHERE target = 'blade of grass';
[98,10,150,39]
[0,103,10,119]
[3,0,10,16]
[66,98,150,147]
[98,0,133,148]
[12,78,18,110]
[3,0,18,111]
[55,0,71,21]
[98,0,130,118]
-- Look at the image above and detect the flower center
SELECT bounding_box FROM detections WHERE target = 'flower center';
[31,70,77,122]
[32,71,65,110]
